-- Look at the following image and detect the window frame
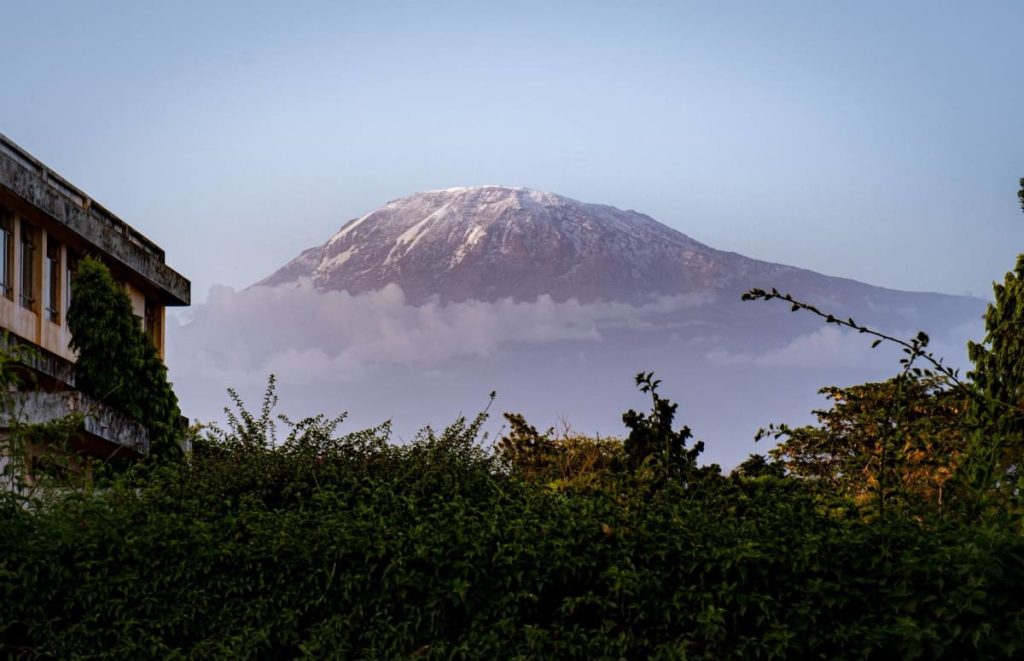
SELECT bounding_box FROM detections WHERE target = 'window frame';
[19,221,35,311]
[45,237,60,324]
[0,210,12,300]
[65,251,78,321]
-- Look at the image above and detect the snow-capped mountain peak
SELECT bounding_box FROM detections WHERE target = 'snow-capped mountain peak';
[258,185,794,303]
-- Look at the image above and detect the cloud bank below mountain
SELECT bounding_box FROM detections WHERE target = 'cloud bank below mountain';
[166,281,983,468]
[170,281,716,386]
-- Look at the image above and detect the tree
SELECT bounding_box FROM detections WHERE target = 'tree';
[622,372,706,479]
[959,178,1024,506]
[762,377,967,511]
[496,413,560,482]
[735,453,786,479]
[496,412,623,488]
[67,256,181,457]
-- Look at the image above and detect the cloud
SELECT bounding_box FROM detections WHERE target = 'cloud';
[707,326,898,369]
[168,280,712,386]
[705,318,981,372]
[165,281,984,469]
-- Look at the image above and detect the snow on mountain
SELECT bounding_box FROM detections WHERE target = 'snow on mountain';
[258,185,815,304]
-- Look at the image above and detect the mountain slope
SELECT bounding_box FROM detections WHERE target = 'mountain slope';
[258,186,829,304]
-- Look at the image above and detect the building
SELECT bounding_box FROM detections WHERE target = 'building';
[0,132,190,481]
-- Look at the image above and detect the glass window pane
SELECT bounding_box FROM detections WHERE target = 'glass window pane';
[65,253,77,318]
[45,239,60,323]
[0,210,11,299]
[20,221,34,310]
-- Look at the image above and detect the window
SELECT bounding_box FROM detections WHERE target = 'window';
[65,252,77,320]
[145,300,162,350]
[45,238,60,323]
[0,210,12,299]
[19,221,35,311]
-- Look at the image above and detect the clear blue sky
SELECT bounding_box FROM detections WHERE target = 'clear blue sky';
[3,1,1022,302]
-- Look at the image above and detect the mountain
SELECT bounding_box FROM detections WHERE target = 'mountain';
[259,186,820,304]
[257,185,982,339]
[175,185,988,468]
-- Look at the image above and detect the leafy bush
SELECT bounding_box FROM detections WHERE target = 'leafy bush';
[2,378,1022,659]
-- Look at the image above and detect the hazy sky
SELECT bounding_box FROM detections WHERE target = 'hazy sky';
[2,1,1022,303]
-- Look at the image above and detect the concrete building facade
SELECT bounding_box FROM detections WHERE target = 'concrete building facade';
[0,133,190,478]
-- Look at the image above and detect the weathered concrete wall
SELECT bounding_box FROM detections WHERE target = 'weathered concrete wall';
[0,331,75,387]
[0,133,190,306]
[2,390,150,457]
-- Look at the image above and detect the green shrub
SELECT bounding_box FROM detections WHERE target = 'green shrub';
[2,379,1022,659]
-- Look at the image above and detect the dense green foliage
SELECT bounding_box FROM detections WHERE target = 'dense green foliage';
[67,256,181,456]
[965,254,1024,507]
[2,380,1022,658]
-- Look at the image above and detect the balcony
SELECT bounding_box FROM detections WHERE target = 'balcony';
[2,391,150,459]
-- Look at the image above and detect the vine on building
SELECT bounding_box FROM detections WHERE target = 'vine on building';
[67,256,181,456]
